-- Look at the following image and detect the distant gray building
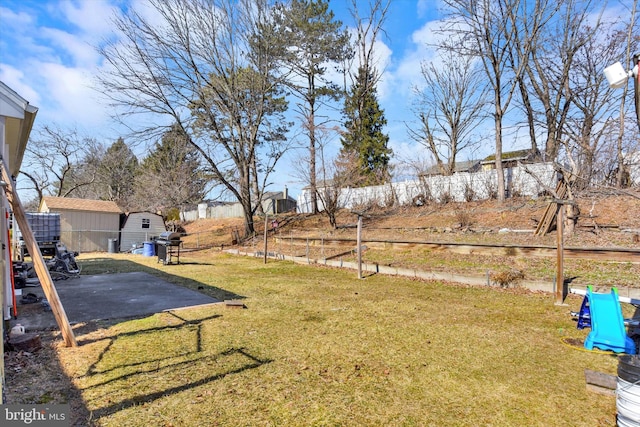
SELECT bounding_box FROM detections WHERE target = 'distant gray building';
[262,189,297,214]
[183,189,298,220]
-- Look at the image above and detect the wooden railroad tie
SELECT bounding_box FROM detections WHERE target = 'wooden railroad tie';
[535,180,567,236]
[584,369,616,396]
[224,300,247,309]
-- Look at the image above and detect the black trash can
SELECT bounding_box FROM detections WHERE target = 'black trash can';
[108,238,118,253]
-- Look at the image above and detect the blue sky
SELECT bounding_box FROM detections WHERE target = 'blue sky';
[0,0,594,199]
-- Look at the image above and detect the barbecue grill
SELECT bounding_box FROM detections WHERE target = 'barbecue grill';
[156,231,182,265]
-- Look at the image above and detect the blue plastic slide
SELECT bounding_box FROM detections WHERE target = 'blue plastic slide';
[577,286,636,354]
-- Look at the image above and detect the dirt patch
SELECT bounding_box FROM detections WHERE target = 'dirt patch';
[182,217,245,234]
[4,334,92,426]
[181,192,640,249]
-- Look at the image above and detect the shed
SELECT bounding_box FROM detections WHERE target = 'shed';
[119,211,166,252]
[39,197,122,252]
[262,189,297,214]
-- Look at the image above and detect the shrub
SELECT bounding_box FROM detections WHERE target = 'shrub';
[463,182,476,202]
[490,269,525,288]
[438,192,453,205]
[455,208,474,227]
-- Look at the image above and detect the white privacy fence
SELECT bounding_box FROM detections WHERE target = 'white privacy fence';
[297,163,558,214]
[180,197,295,221]
[180,202,247,221]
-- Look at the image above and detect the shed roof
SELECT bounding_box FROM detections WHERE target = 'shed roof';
[481,149,533,163]
[41,197,122,214]
[263,191,296,202]
[419,160,481,176]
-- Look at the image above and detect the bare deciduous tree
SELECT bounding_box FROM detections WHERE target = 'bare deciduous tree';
[96,0,289,237]
[562,24,629,189]
[409,53,488,175]
[615,0,639,187]
[516,0,601,161]
[441,0,554,201]
[19,125,97,206]
[347,0,389,87]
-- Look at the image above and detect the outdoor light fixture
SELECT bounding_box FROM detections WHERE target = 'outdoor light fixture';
[604,61,634,88]
[604,54,640,132]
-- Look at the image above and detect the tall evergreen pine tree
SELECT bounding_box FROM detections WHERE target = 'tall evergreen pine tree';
[341,66,391,186]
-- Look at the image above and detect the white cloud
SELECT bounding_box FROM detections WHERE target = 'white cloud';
[0,64,40,105]
[0,1,126,133]
[60,0,119,35]
[38,62,107,127]
[379,18,448,112]
[40,27,101,67]
[416,0,447,19]
[368,39,394,98]
[0,6,34,28]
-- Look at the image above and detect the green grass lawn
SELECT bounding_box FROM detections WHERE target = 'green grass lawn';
[57,251,622,426]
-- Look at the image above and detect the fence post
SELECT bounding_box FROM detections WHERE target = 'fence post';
[357,215,363,279]
[555,205,565,305]
[264,215,268,264]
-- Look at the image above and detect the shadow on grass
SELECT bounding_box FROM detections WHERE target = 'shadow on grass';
[165,260,214,266]
[90,347,271,419]
[73,310,271,420]
[79,313,223,379]
[78,257,244,301]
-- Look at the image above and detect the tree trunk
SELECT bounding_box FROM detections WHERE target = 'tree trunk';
[616,90,627,188]
[239,171,255,237]
[243,209,255,239]
[309,97,318,214]
[251,156,264,216]
[518,80,539,156]
[544,132,559,161]
[495,111,505,202]
[566,203,579,234]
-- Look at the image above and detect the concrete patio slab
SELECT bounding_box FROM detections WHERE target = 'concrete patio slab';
[11,272,220,331]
